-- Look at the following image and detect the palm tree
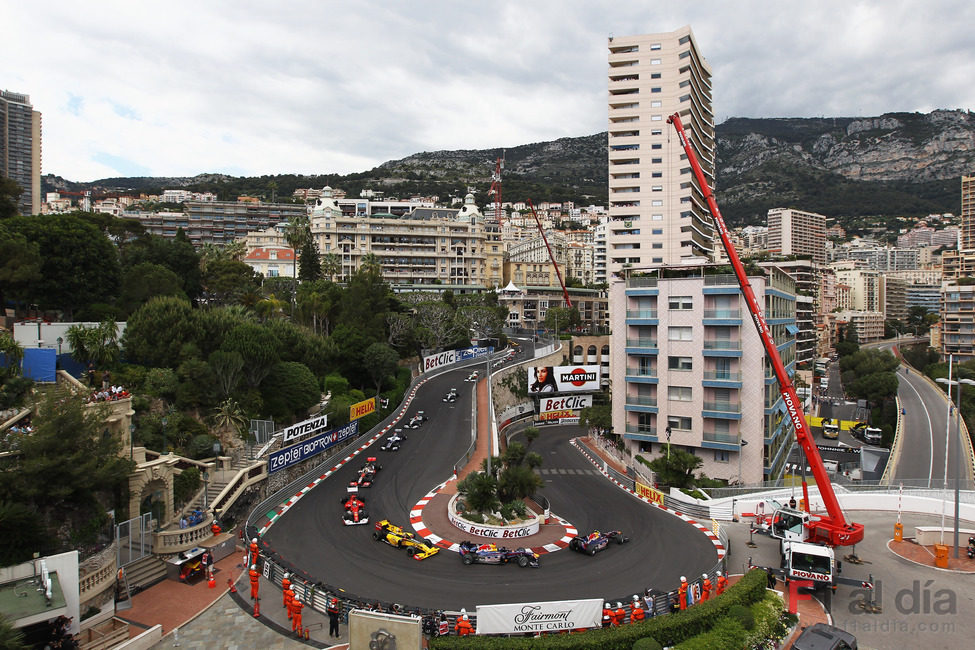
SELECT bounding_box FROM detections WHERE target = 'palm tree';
[0,332,23,375]
[321,253,341,282]
[211,398,247,447]
[283,215,311,315]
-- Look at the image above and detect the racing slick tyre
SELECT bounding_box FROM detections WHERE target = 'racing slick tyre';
[614,533,625,545]
[569,538,580,552]
[588,545,597,556]
[518,555,529,568]
[373,531,382,541]
[462,554,474,565]
[407,547,417,558]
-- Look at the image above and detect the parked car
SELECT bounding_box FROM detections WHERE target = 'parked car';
[792,623,857,650]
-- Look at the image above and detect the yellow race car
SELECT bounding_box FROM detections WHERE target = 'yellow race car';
[372,519,440,560]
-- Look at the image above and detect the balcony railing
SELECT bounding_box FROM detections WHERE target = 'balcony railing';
[704,274,738,286]
[625,424,657,435]
[703,340,741,350]
[703,432,741,445]
[625,395,658,407]
[703,371,742,381]
[704,308,742,319]
[626,277,658,288]
[625,338,658,348]
[626,310,658,319]
[702,400,741,413]
[626,368,657,378]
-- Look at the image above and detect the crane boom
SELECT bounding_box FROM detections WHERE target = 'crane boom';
[527,199,572,308]
[667,113,863,547]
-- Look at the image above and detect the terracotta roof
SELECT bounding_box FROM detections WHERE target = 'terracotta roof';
[244,247,295,261]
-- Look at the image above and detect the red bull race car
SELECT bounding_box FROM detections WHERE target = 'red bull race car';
[458,541,539,568]
[350,457,382,488]
[341,492,369,525]
[568,530,629,555]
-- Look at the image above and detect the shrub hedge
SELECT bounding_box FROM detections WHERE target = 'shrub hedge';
[428,569,769,650]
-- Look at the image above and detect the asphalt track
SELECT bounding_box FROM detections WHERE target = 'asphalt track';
[263,365,718,610]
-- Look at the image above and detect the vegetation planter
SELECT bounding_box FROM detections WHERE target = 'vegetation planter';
[447,494,541,540]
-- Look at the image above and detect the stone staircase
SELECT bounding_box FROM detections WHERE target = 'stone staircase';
[121,554,167,594]
[182,451,259,517]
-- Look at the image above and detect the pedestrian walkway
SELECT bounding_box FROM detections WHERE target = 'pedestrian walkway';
[888,538,975,572]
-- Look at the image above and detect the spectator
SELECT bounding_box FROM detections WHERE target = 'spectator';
[102,369,111,390]
[88,362,96,388]
[179,517,188,529]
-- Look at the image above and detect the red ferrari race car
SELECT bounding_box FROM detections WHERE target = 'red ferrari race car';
[349,457,382,488]
[458,541,539,568]
[341,491,369,525]
[568,530,629,556]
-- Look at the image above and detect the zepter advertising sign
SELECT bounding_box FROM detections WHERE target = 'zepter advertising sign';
[528,365,600,394]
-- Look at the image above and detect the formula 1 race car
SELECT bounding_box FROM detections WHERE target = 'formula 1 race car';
[458,541,539,568]
[403,412,427,429]
[341,492,369,525]
[465,371,478,382]
[350,457,382,488]
[373,519,440,560]
[443,388,458,403]
[380,429,407,451]
[568,530,630,556]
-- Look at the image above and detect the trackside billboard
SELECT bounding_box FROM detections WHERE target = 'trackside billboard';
[349,397,375,421]
[537,394,593,422]
[528,365,601,393]
[423,346,493,373]
[268,420,359,473]
[281,414,328,443]
[476,598,602,634]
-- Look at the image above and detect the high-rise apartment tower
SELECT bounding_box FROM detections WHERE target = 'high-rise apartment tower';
[606,26,714,275]
[0,90,42,216]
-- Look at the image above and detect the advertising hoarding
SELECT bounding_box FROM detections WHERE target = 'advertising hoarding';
[475,598,603,635]
[281,414,328,443]
[349,397,376,421]
[528,365,600,394]
[268,420,359,473]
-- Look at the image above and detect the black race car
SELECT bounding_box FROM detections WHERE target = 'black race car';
[350,457,382,488]
[381,429,406,451]
[568,530,629,556]
[403,412,427,429]
[443,389,458,403]
[341,492,369,525]
[458,541,539,568]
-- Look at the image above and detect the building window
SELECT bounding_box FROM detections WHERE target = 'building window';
[650,43,661,50]
[669,296,692,310]
[652,228,663,235]
[651,87,661,93]
[714,450,730,463]
[651,73,661,79]
[652,257,663,263]
[651,200,663,207]
[651,59,661,65]
[652,172,662,178]
[651,115,663,121]
[668,356,693,371]
[651,158,662,164]
[668,415,692,430]
[668,326,692,341]
[652,242,662,248]
[652,214,663,220]
[668,386,692,402]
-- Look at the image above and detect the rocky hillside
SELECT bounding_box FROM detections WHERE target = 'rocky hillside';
[44,109,974,226]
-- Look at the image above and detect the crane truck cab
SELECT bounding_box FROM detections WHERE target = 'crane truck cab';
[780,539,840,591]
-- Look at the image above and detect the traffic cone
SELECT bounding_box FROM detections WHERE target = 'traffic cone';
[208,569,216,589]
[253,598,260,618]
[227,578,236,593]
[304,629,310,640]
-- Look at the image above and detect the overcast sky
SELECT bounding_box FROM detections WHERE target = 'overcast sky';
[4,0,974,182]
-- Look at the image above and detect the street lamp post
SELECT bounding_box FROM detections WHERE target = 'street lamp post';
[936,368,974,558]
[738,438,749,486]
[665,426,672,461]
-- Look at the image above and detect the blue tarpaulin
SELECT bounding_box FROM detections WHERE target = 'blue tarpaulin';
[22,348,57,382]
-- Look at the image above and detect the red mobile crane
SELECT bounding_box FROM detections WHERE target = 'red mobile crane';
[527,199,573,308]
[668,113,863,547]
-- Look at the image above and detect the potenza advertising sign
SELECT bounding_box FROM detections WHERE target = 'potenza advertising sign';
[475,599,603,635]
[528,365,601,393]
[281,414,328,443]
[268,420,359,474]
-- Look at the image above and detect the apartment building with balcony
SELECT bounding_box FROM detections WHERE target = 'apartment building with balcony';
[158,199,309,246]
[610,265,798,484]
[606,27,715,276]
[941,283,975,361]
[767,208,826,264]
[962,175,975,251]
[0,90,42,216]
[308,188,491,290]
[498,285,608,335]
[504,233,568,288]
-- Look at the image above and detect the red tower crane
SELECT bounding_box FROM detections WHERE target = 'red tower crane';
[668,112,863,547]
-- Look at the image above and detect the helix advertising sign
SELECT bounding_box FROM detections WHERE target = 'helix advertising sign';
[635,481,665,505]
[349,397,376,421]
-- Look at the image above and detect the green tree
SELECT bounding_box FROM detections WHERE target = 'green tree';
[2,214,120,318]
[0,331,24,375]
[260,361,320,421]
[0,613,29,650]
[497,464,543,502]
[0,229,41,311]
[117,262,187,316]
[0,176,22,219]
[0,501,52,566]
[201,258,260,307]
[123,297,199,368]
[299,239,321,282]
[208,350,244,398]
[362,342,399,397]
[579,403,612,435]
[211,398,247,444]
[647,448,703,488]
[65,320,121,368]
[544,306,581,336]
[283,213,311,312]
[221,322,281,389]
[456,471,500,514]
[321,252,341,281]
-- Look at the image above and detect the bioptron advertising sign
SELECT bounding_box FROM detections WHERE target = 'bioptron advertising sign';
[475,598,603,634]
[537,394,593,422]
[268,420,359,474]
